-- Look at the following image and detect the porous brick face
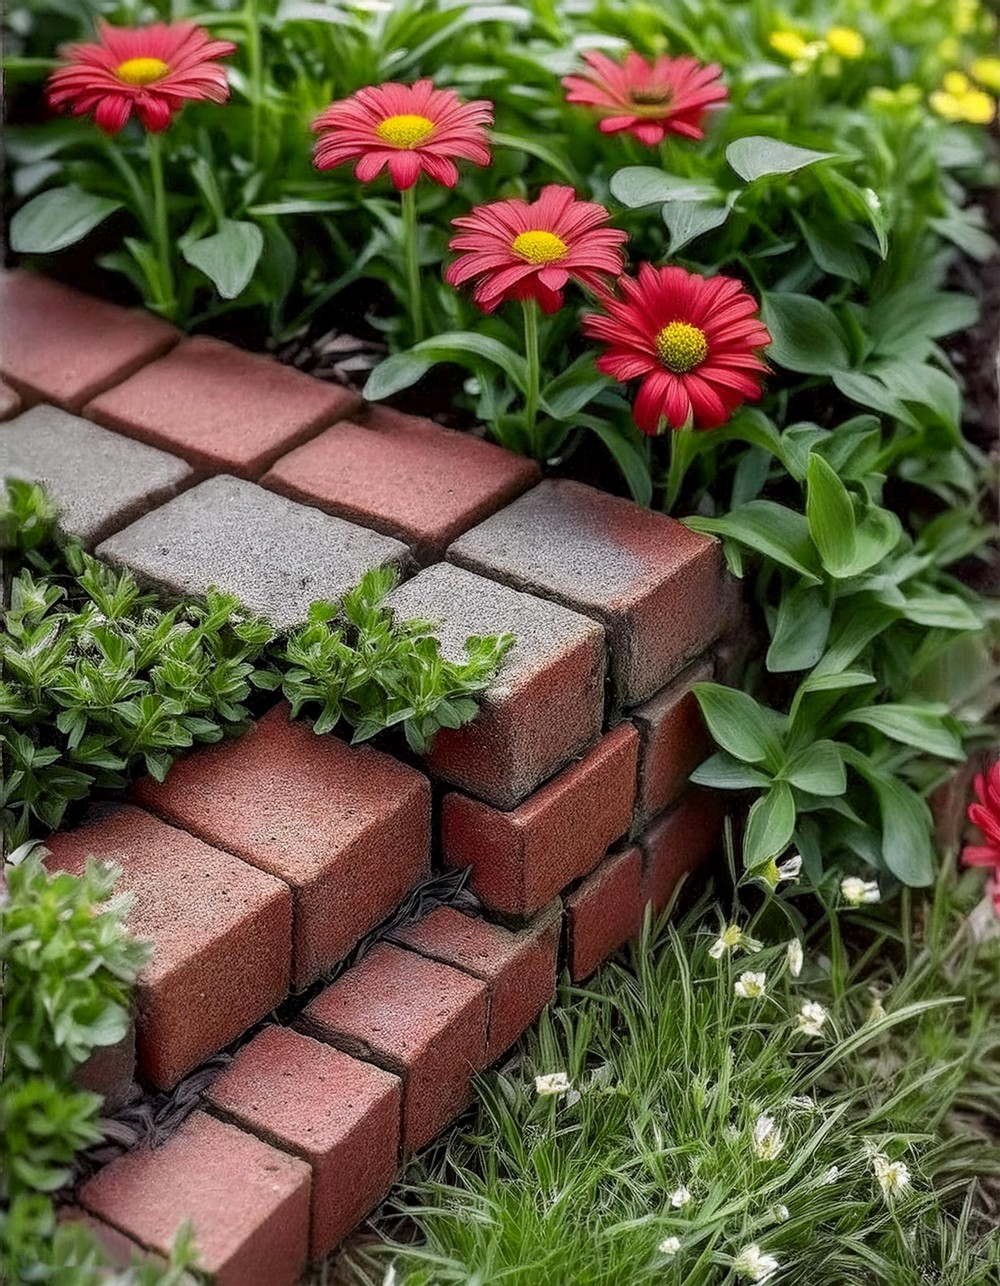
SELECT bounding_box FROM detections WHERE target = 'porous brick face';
[632,656,714,830]
[45,804,292,1091]
[448,478,727,708]
[205,1025,402,1257]
[134,703,431,989]
[0,405,194,546]
[83,335,360,478]
[640,790,725,915]
[0,270,178,410]
[298,942,488,1150]
[565,846,644,981]
[80,1110,311,1286]
[388,562,606,807]
[96,474,411,631]
[262,405,540,562]
[441,723,639,916]
[388,903,560,1060]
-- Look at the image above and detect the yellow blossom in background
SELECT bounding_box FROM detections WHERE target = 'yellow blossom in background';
[972,56,1000,93]
[769,30,809,60]
[955,0,979,34]
[826,26,865,59]
[930,71,997,124]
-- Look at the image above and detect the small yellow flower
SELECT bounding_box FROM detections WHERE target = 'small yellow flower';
[735,970,767,999]
[930,75,997,124]
[972,56,1000,93]
[826,26,865,59]
[944,71,972,95]
[769,30,809,60]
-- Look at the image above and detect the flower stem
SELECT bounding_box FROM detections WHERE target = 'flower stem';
[522,298,541,456]
[245,0,263,167]
[664,420,694,514]
[146,131,176,321]
[400,184,424,344]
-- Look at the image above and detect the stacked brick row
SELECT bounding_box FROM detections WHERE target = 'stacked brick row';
[2,270,738,1283]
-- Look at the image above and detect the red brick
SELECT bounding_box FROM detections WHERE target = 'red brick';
[84,336,360,479]
[0,377,21,420]
[80,1110,311,1286]
[205,1025,401,1257]
[263,405,539,562]
[134,703,430,989]
[0,270,178,410]
[441,723,639,916]
[639,790,724,915]
[449,479,728,708]
[565,846,643,981]
[298,943,488,1150]
[76,1025,135,1113]
[632,656,714,829]
[45,804,291,1090]
[388,904,560,1060]
[57,1207,159,1271]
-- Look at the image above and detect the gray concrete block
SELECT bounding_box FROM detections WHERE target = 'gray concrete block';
[96,475,412,630]
[389,562,606,808]
[0,404,194,546]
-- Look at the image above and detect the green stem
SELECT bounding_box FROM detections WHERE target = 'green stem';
[146,131,176,321]
[664,420,694,514]
[400,185,424,343]
[245,0,263,167]
[522,298,541,456]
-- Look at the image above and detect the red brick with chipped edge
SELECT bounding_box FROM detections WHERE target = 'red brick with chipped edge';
[262,404,540,562]
[205,1025,401,1258]
[80,1110,311,1286]
[632,655,714,829]
[441,723,639,916]
[45,804,291,1090]
[76,1024,135,1114]
[565,845,643,981]
[133,702,430,990]
[298,942,488,1151]
[0,270,178,410]
[388,904,560,1060]
[83,335,360,479]
[57,1207,160,1271]
[0,378,21,420]
[640,789,725,915]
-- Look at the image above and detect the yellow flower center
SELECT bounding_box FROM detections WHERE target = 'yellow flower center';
[656,321,708,373]
[512,230,569,265]
[375,113,436,148]
[629,85,671,106]
[116,56,170,86]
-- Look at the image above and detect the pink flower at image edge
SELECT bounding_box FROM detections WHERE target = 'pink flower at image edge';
[312,80,493,189]
[962,759,1000,917]
[46,20,235,134]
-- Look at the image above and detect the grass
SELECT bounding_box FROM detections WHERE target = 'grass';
[330,862,1000,1286]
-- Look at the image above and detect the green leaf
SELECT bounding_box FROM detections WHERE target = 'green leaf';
[900,592,981,631]
[10,186,121,254]
[686,500,822,583]
[690,752,772,790]
[766,582,831,672]
[841,704,965,760]
[832,370,918,426]
[577,414,652,507]
[492,129,576,182]
[692,682,785,768]
[662,200,732,254]
[182,219,265,299]
[725,136,836,183]
[760,292,851,376]
[806,454,856,577]
[363,350,433,400]
[743,782,796,867]
[871,774,935,886]
[784,740,846,795]
[365,332,529,402]
[609,167,719,207]
[540,357,612,419]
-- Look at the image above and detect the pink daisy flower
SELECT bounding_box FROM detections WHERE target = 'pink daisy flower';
[583,264,771,433]
[46,20,235,135]
[444,185,628,315]
[312,80,493,190]
[563,49,728,146]
[964,759,1000,867]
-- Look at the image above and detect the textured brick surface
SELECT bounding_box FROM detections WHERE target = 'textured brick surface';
[84,335,360,478]
[80,1110,311,1286]
[76,1025,135,1114]
[449,479,727,707]
[632,655,714,830]
[206,1025,402,1257]
[299,942,488,1150]
[0,405,193,545]
[388,562,606,807]
[389,903,560,1060]
[134,703,431,989]
[0,378,21,420]
[45,804,291,1090]
[441,723,639,916]
[0,270,178,410]
[263,405,539,562]
[96,475,410,631]
[565,845,643,981]
[640,790,725,915]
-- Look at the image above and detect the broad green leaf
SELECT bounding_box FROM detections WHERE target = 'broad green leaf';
[541,357,612,419]
[182,219,264,299]
[10,186,121,254]
[761,292,851,376]
[836,507,902,577]
[364,332,529,401]
[363,351,433,400]
[725,136,836,183]
[832,371,918,426]
[743,781,796,867]
[900,592,981,631]
[841,703,965,760]
[492,129,575,182]
[610,166,719,207]
[766,582,831,672]
[662,200,732,254]
[577,414,653,507]
[692,682,785,768]
[797,216,866,283]
[784,740,846,795]
[686,500,822,583]
[806,454,856,576]
[690,752,772,790]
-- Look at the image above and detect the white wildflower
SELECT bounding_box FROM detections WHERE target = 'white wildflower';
[777,853,803,881]
[840,876,880,906]
[735,970,767,999]
[709,923,763,959]
[773,1204,790,1223]
[864,187,882,211]
[732,1242,780,1282]
[658,1235,682,1257]
[752,1114,785,1161]
[795,1000,829,1037]
[822,1164,840,1184]
[872,1153,911,1199]
[787,1095,816,1111]
[534,1071,571,1097]
[670,1185,692,1209]
[786,938,803,978]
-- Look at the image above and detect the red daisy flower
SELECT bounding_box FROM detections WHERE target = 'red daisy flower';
[46,20,235,135]
[583,264,771,434]
[563,49,728,146]
[312,80,492,190]
[444,185,628,315]
[963,760,1000,871]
